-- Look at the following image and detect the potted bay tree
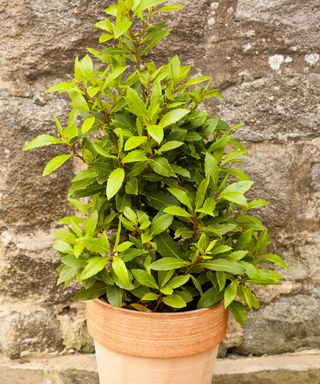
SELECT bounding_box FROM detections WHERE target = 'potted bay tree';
[23,1,287,383]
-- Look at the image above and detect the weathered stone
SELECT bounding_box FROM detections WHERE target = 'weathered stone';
[0,94,72,229]
[241,143,293,227]
[0,229,75,303]
[311,163,320,193]
[57,303,94,353]
[235,289,320,355]
[0,304,63,358]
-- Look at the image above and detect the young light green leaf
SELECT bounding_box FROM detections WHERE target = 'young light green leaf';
[125,88,148,120]
[112,256,130,285]
[158,141,183,153]
[141,292,159,301]
[164,206,192,218]
[122,150,148,164]
[23,134,62,151]
[43,154,72,176]
[224,281,238,308]
[244,199,270,210]
[80,257,108,280]
[162,294,187,309]
[159,109,190,128]
[81,116,95,134]
[149,257,189,271]
[106,168,125,200]
[259,254,288,270]
[124,136,148,151]
[201,259,245,274]
[147,125,164,144]
[167,188,192,210]
[195,177,210,209]
[166,275,190,290]
[158,4,184,12]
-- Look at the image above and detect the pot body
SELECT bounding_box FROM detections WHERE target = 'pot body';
[87,299,228,384]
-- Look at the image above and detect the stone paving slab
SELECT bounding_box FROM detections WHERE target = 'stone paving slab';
[1,367,320,384]
[1,351,320,384]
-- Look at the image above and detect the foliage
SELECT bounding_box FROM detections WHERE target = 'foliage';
[23,0,287,324]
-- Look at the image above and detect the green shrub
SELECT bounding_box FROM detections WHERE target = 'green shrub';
[24,0,287,324]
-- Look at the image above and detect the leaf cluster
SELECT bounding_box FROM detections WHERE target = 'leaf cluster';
[23,0,287,324]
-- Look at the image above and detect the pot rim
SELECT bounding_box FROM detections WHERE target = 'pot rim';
[93,297,225,317]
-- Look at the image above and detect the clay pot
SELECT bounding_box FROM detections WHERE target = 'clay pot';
[86,299,228,384]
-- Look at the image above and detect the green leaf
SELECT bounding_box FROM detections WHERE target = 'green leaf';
[124,136,148,151]
[225,168,250,181]
[75,283,106,301]
[216,271,226,291]
[171,165,191,178]
[162,294,187,309]
[106,168,125,200]
[135,0,166,13]
[244,199,270,210]
[57,265,79,285]
[107,285,123,307]
[122,150,148,164]
[112,257,130,285]
[47,81,75,94]
[259,254,288,270]
[158,4,184,12]
[197,287,223,309]
[125,178,138,195]
[132,269,158,289]
[102,66,128,90]
[114,18,132,38]
[80,257,108,280]
[222,181,253,194]
[125,88,148,120]
[168,188,192,210]
[81,116,95,134]
[205,153,219,182]
[43,154,72,176]
[166,275,190,290]
[158,141,183,153]
[224,281,238,308]
[141,292,159,301]
[164,206,192,218]
[149,257,189,271]
[219,191,247,206]
[195,177,210,209]
[230,301,247,325]
[149,158,176,177]
[147,125,164,144]
[237,215,266,231]
[85,210,99,237]
[154,232,183,259]
[159,109,190,128]
[114,241,133,253]
[150,213,173,236]
[201,259,245,274]
[23,134,62,151]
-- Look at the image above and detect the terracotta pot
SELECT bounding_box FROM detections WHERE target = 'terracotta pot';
[86,299,228,384]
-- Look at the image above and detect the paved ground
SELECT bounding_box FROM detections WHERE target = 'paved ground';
[1,351,320,384]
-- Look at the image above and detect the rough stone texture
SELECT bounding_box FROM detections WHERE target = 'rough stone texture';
[2,367,320,384]
[0,0,319,361]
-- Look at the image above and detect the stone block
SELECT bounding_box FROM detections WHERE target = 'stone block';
[235,288,320,355]
[0,94,72,228]
[0,305,63,358]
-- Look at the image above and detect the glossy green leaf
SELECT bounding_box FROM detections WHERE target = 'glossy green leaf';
[150,213,173,236]
[112,256,130,285]
[224,281,238,308]
[164,206,192,218]
[124,136,148,151]
[147,125,164,144]
[159,109,190,128]
[106,168,125,200]
[80,257,108,280]
[149,158,176,177]
[162,294,186,309]
[23,134,62,151]
[149,257,189,271]
[43,154,72,176]
[122,150,148,164]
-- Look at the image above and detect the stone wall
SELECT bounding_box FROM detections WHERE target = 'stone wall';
[0,0,319,358]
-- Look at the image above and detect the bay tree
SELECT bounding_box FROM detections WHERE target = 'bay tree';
[23,0,287,324]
